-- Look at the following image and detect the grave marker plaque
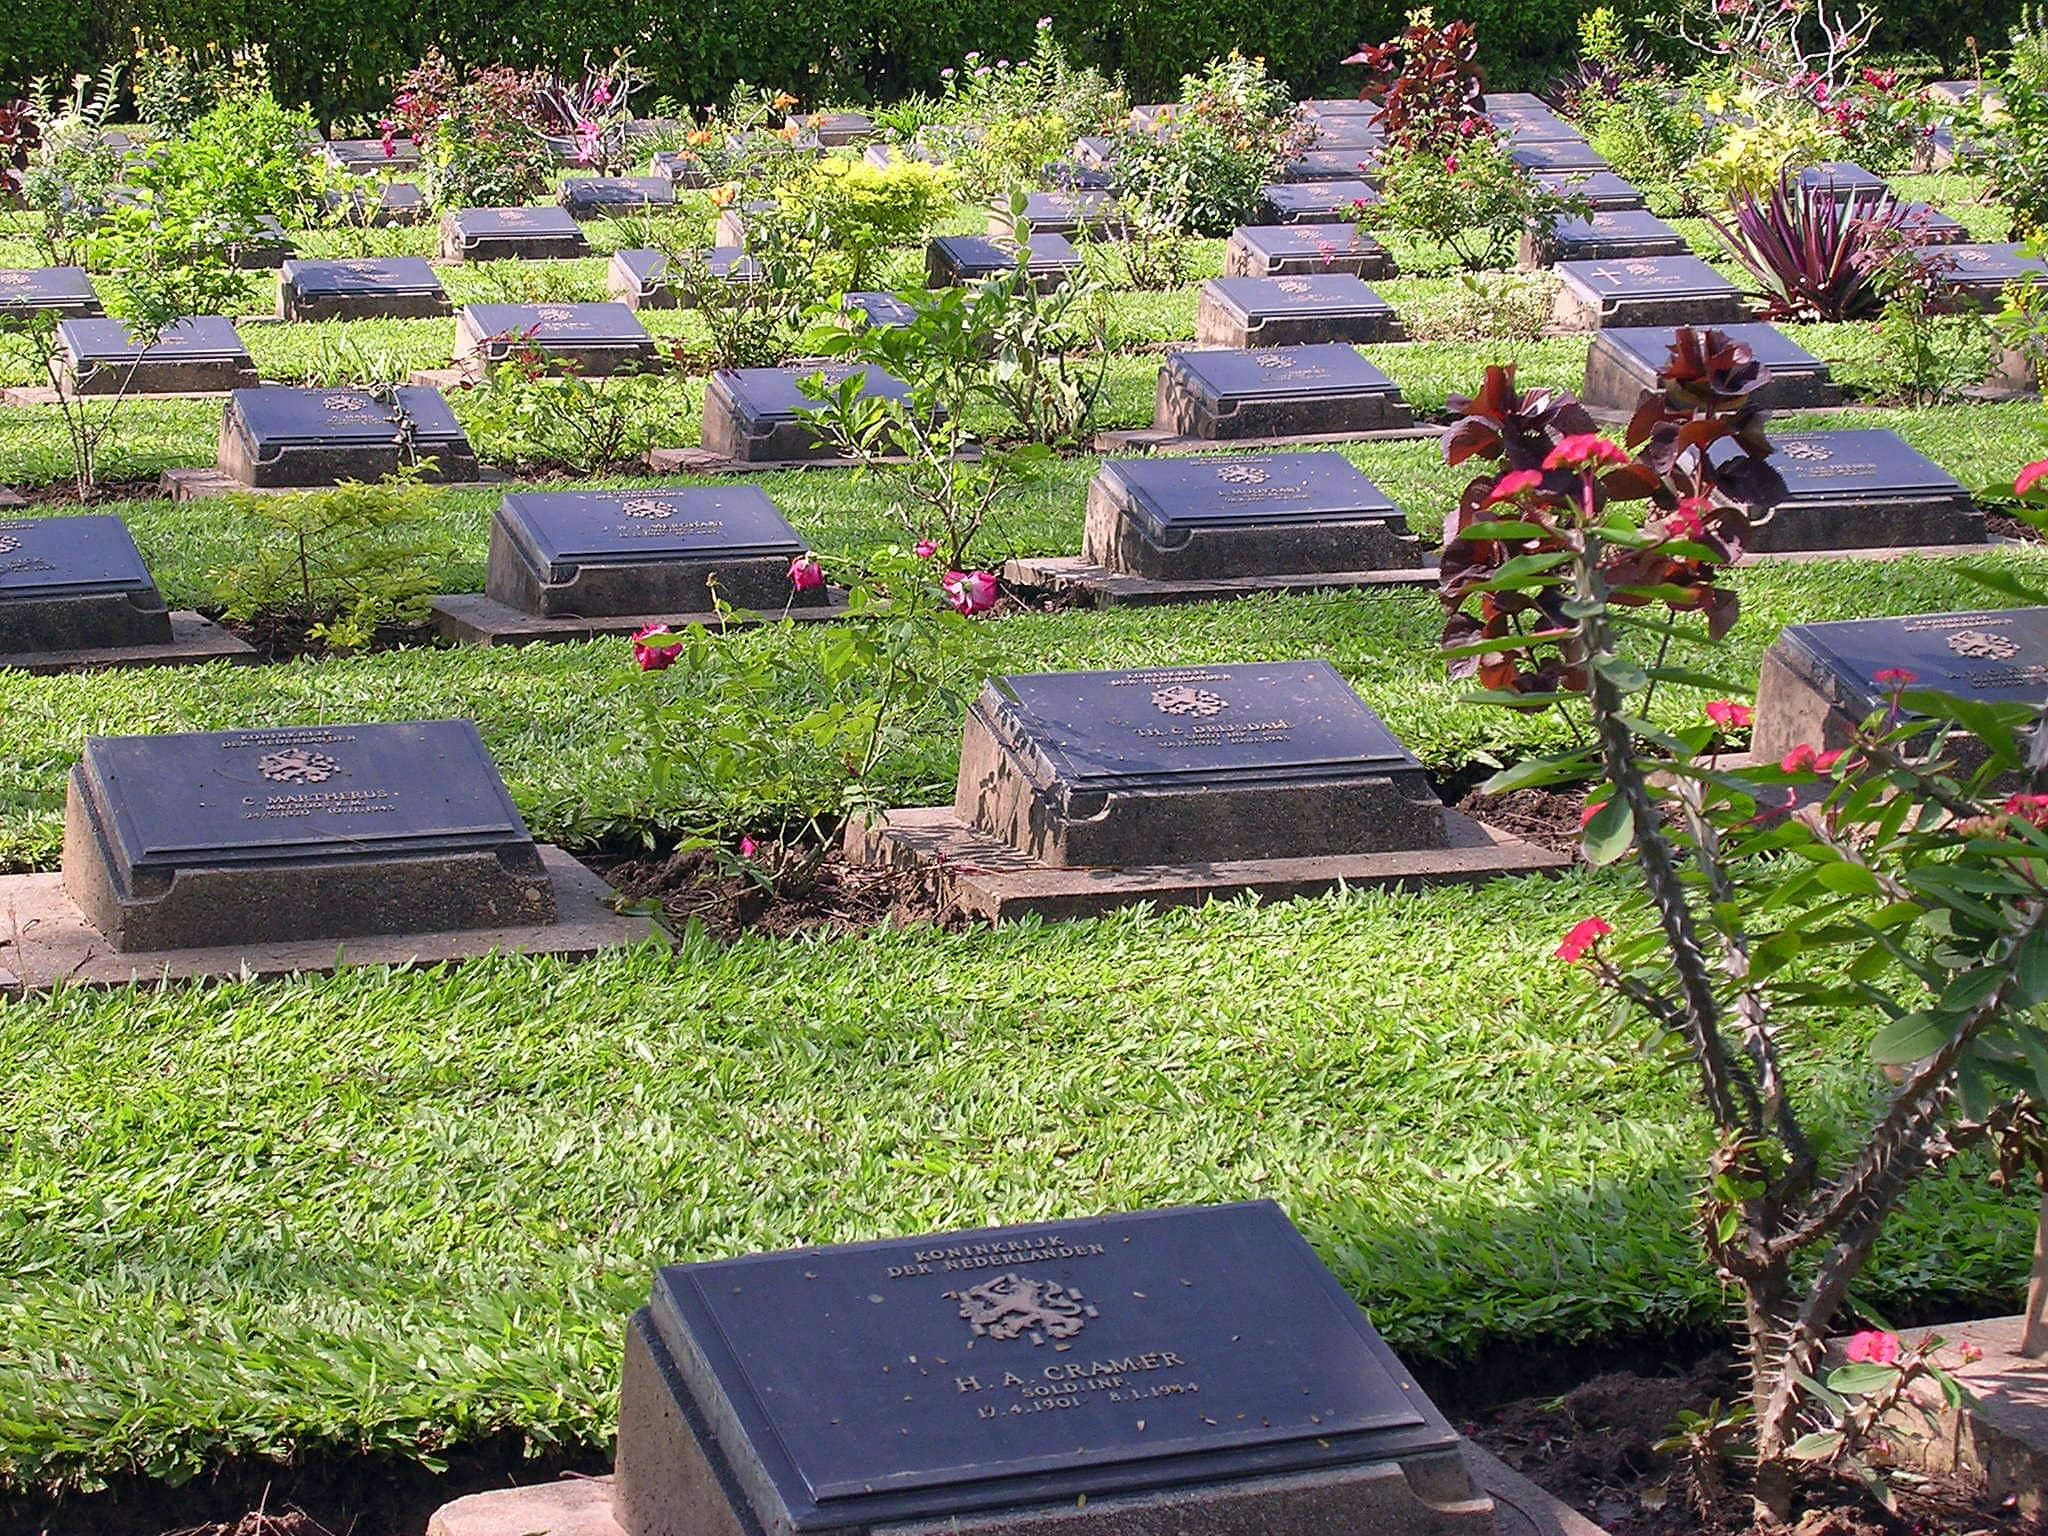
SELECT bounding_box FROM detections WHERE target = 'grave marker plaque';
[607,247,761,310]
[438,206,591,262]
[928,233,1084,292]
[701,363,918,462]
[1533,170,1646,211]
[278,257,450,321]
[794,110,875,146]
[1710,428,1983,551]
[228,216,294,270]
[844,291,918,328]
[560,175,676,219]
[1195,274,1403,348]
[1509,139,1610,174]
[1523,209,1690,266]
[614,1202,1492,1536]
[55,317,257,396]
[1279,148,1383,183]
[957,660,1450,866]
[1304,115,1384,149]
[1582,322,1842,412]
[715,198,779,249]
[0,266,104,321]
[452,301,657,379]
[321,137,420,175]
[1084,452,1423,580]
[62,719,554,951]
[1923,242,2048,310]
[1222,223,1394,280]
[649,150,709,187]
[0,514,172,654]
[1261,180,1379,223]
[1495,110,1585,144]
[484,486,822,617]
[1795,161,1890,204]
[219,386,479,488]
[989,190,1127,239]
[1553,255,1749,329]
[1156,344,1413,438]
[1756,606,2048,762]
[321,179,427,228]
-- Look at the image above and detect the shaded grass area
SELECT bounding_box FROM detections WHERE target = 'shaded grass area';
[0,879,2030,1493]
[1,549,2040,868]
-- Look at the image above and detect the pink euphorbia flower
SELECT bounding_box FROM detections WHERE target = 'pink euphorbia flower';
[2004,793,2048,828]
[2017,460,2048,499]
[1705,700,1753,731]
[1845,1330,1901,1366]
[1486,468,1545,505]
[943,569,999,616]
[1779,744,1846,773]
[631,623,679,671]
[1555,917,1613,963]
[1873,667,1917,689]
[1544,433,1629,472]
[739,836,758,859]
[789,554,825,592]
[914,538,939,560]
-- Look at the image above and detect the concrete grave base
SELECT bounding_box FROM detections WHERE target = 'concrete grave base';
[1005,554,1439,609]
[423,1442,1606,1536]
[0,846,655,995]
[846,805,1567,922]
[0,611,257,674]
[427,591,851,646]
[1881,1314,2048,1521]
[160,467,506,502]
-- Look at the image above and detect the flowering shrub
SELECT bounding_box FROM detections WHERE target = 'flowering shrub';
[1444,335,2048,1519]
[1110,52,1309,237]
[12,65,126,267]
[1978,15,2048,238]
[778,155,959,290]
[531,49,644,172]
[1366,131,1582,271]
[384,50,551,209]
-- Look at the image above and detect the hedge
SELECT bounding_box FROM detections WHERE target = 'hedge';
[2,1,2027,126]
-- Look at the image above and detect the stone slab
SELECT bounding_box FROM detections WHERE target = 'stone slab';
[219,385,479,488]
[1280,148,1384,182]
[1222,224,1394,280]
[1194,275,1403,348]
[844,291,919,328]
[321,180,428,228]
[1004,554,1439,609]
[1925,242,2048,311]
[851,804,1568,921]
[794,111,875,146]
[1795,161,1889,204]
[561,176,676,219]
[0,266,103,320]
[1521,210,1689,267]
[607,247,761,311]
[428,590,850,646]
[278,257,451,321]
[1581,322,1840,414]
[0,844,652,995]
[1712,428,1984,552]
[1883,1314,2048,1521]
[1510,140,1608,175]
[1155,345,1413,439]
[0,512,171,653]
[323,137,420,174]
[989,190,1126,239]
[929,234,1085,291]
[0,610,257,674]
[649,150,709,187]
[54,316,257,396]
[440,207,592,262]
[1261,182,1379,223]
[701,363,916,463]
[1553,256,1750,330]
[453,302,658,380]
[1533,171,1646,212]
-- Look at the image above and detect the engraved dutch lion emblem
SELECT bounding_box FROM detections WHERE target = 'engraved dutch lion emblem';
[1274,277,1312,295]
[0,272,27,286]
[322,393,367,412]
[1947,629,2021,661]
[536,305,575,323]
[1251,351,1296,370]
[0,535,19,556]
[257,747,343,784]
[618,497,675,520]
[945,1274,1099,1347]
[1781,440,1833,463]
[1152,685,1228,718]
[1216,464,1268,485]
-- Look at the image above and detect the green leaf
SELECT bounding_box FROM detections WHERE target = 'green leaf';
[1814,862,1882,898]
[1871,1012,1947,1065]
[1788,1430,1844,1461]
[1481,754,1595,794]
[1581,796,1633,867]
[1825,1362,1900,1395]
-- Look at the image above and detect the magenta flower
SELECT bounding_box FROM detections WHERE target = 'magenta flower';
[1873,667,1917,690]
[2017,459,2048,499]
[1554,917,1613,963]
[740,835,758,858]
[631,623,679,671]
[789,554,825,592]
[1543,433,1629,472]
[942,569,999,616]
[1705,700,1753,732]
[1845,1330,1901,1365]
[914,538,939,559]
[1485,468,1544,505]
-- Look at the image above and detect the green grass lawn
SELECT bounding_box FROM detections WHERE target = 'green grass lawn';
[0,879,2031,1492]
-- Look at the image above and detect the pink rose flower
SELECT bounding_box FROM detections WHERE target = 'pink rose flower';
[942,569,999,616]
[631,623,679,671]
[788,554,825,592]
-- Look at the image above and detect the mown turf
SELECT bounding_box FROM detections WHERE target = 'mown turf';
[0,878,2031,1493]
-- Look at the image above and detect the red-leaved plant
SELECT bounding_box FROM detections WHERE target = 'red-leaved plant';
[1707,173,1924,321]
[1345,15,1487,151]
[1442,341,2048,1521]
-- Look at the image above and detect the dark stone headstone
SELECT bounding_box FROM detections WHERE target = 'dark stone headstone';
[1305,115,1384,149]
[322,137,419,175]
[1195,274,1403,348]
[1510,139,1609,174]
[1222,223,1394,280]
[1795,161,1889,204]
[990,190,1126,239]
[795,111,874,146]
[1523,209,1690,266]
[1582,322,1840,412]
[227,216,294,270]
[701,363,917,462]
[1279,148,1383,183]
[1482,91,1551,115]
[1756,606,2048,762]
[1156,344,1412,439]
[727,129,823,159]
[561,176,676,219]
[1128,103,1176,131]
[1074,134,1117,169]
[1300,97,1380,120]
[844,291,919,328]
[439,206,591,262]
[957,660,1449,865]
[606,247,761,311]
[1533,170,1647,211]
[486,486,822,617]
[1495,109,1585,144]
[1710,428,1983,552]
[63,719,554,952]
[1553,255,1749,329]
[1261,181,1379,223]
[321,179,428,228]
[1923,242,2048,311]
[453,301,657,379]
[219,386,479,488]
[1085,452,1423,581]
[0,514,172,654]
[649,150,709,187]
[1892,202,1968,245]
[929,234,1084,292]
[714,198,779,248]
[55,316,257,396]
[0,266,105,321]
[278,257,450,322]
[614,1202,1490,1536]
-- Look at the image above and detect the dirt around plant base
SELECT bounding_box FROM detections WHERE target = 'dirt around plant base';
[590,843,951,941]
[1457,786,1591,857]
